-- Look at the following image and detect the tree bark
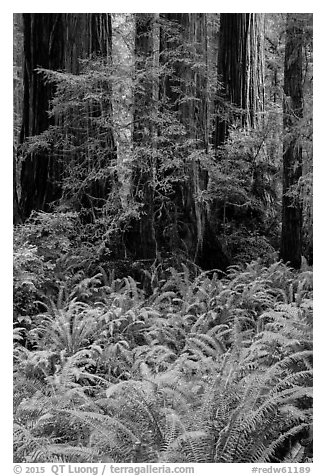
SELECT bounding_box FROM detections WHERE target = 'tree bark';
[19,14,64,218]
[280,14,304,269]
[158,13,229,270]
[126,13,160,259]
[13,14,24,224]
[214,13,265,146]
[19,13,112,219]
[111,14,135,211]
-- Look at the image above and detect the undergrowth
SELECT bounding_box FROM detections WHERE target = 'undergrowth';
[13,238,313,463]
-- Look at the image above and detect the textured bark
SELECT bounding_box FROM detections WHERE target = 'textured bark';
[19,14,112,219]
[13,14,24,223]
[111,14,135,210]
[159,14,229,269]
[160,14,207,258]
[214,13,265,146]
[183,14,210,262]
[19,14,65,217]
[280,14,304,268]
[127,13,160,259]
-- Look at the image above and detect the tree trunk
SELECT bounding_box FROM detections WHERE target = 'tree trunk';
[13,14,24,224]
[159,14,223,268]
[126,13,160,259]
[111,14,135,211]
[19,14,64,218]
[280,14,304,269]
[207,14,266,267]
[19,13,112,219]
[214,13,265,146]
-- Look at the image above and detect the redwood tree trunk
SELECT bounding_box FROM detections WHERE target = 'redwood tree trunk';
[159,14,229,269]
[19,14,63,217]
[127,13,159,259]
[19,13,112,219]
[208,14,265,267]
[13,14,24,224]
[280,14,304,269]
[214,13,265,146]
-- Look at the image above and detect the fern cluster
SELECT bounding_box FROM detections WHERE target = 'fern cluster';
[13,258,312,463]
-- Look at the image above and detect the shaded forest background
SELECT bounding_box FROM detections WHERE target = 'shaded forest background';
[13,13,313,464]
[13,13,313,272]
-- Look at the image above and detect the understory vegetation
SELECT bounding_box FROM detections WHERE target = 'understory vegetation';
[13,213,312,463]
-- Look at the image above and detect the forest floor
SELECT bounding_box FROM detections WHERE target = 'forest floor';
[13,216,313,463]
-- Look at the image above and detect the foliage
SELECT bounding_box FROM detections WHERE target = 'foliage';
[20,17,281,266]
[13,238,53,321]
[17,13,312,266]
[13,256,313,463]
[13,210,122,321]
[22,48,208,259]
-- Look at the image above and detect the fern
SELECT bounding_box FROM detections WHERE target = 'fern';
[13,259,313,463]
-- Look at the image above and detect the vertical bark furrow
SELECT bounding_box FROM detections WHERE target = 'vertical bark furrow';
[280,14,304,268]
[19,13,112,219]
